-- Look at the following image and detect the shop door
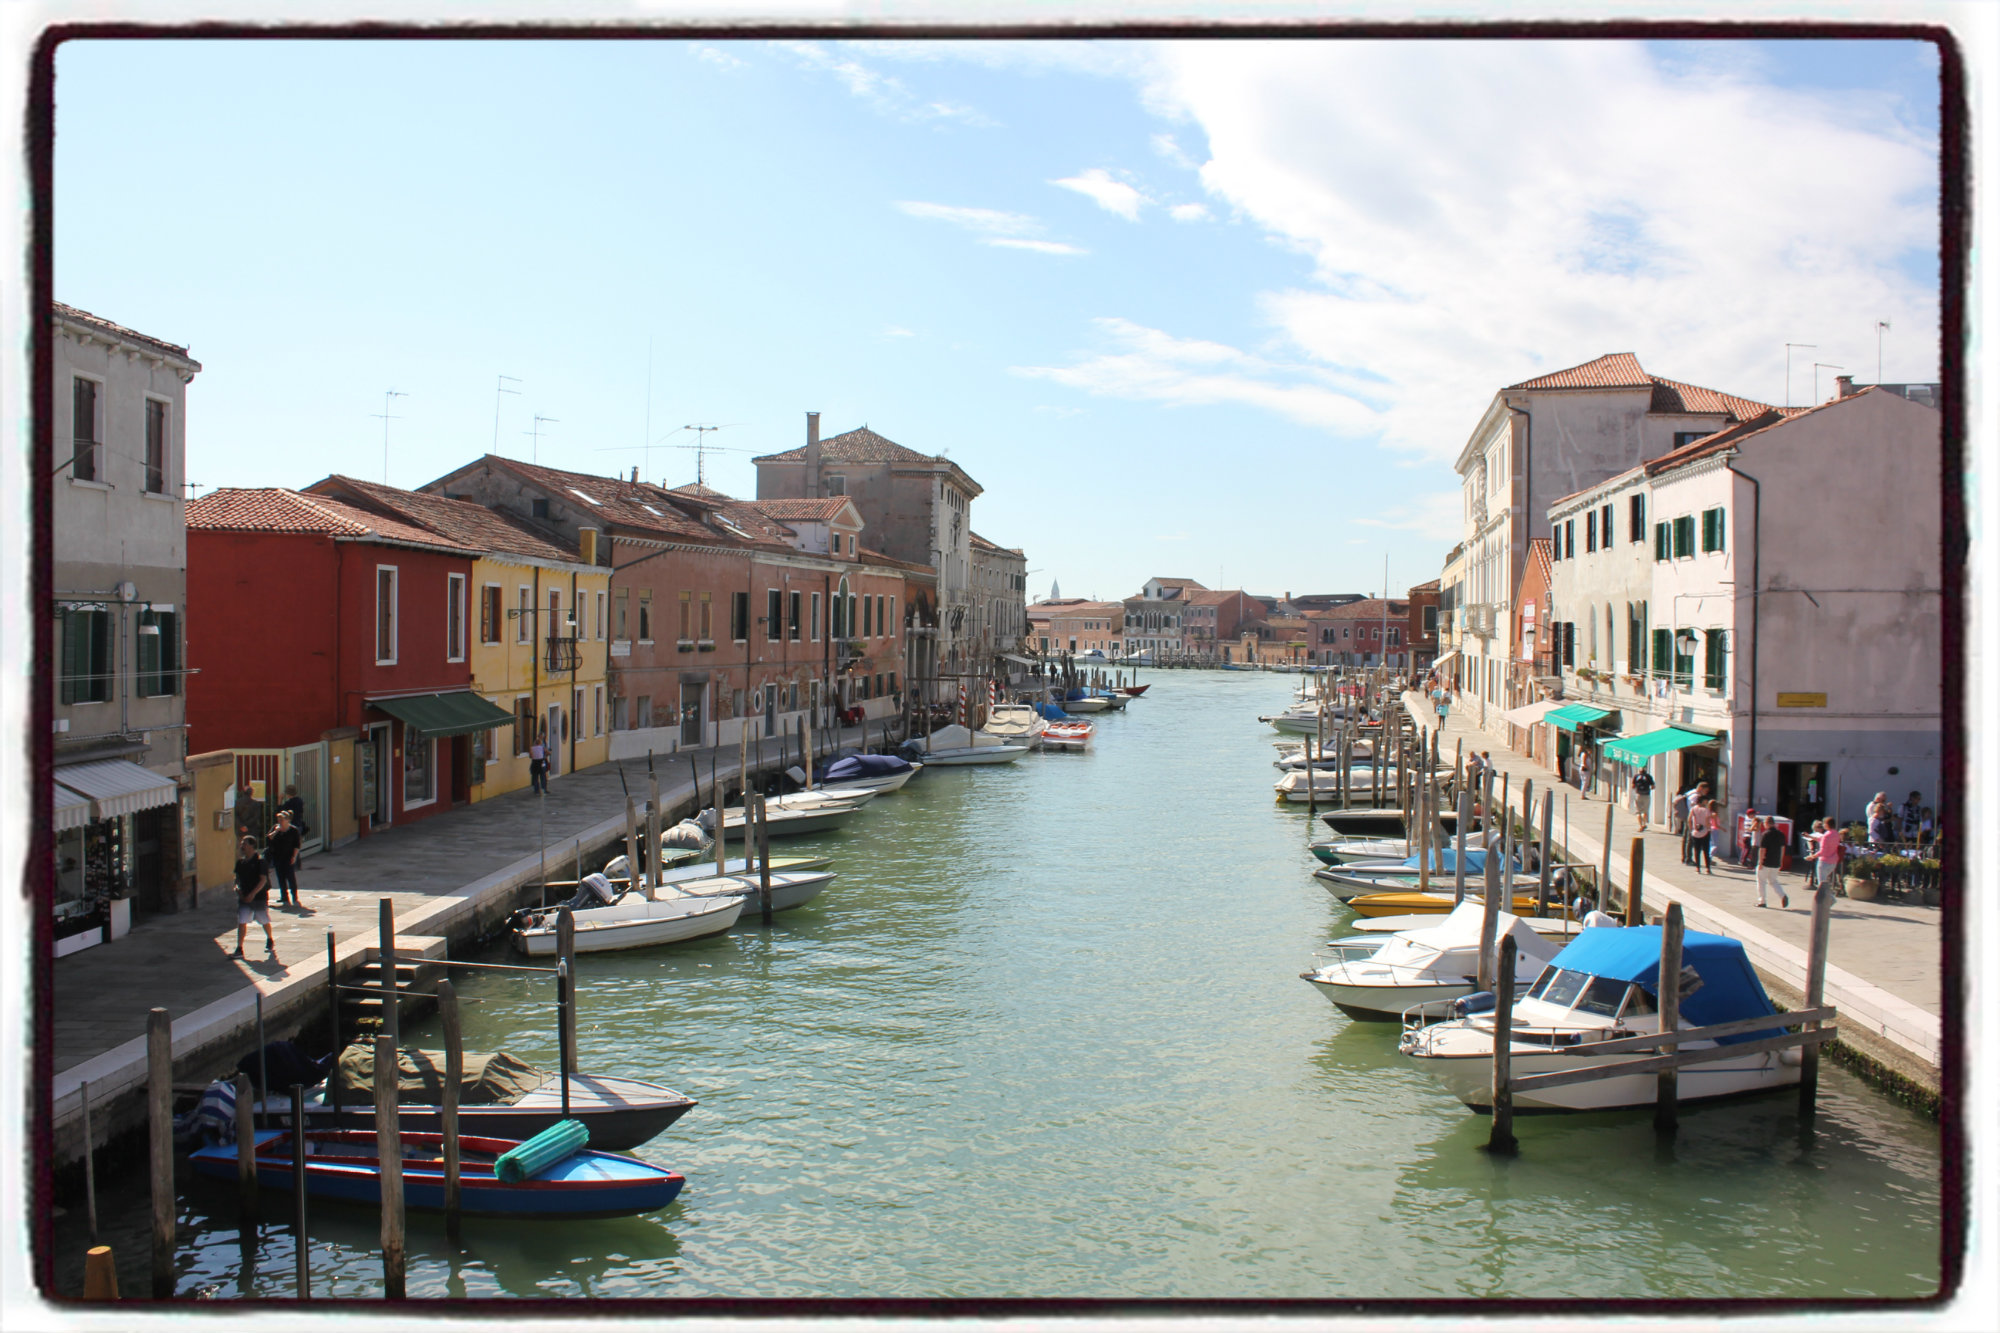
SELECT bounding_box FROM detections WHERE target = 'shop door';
[546,705,564,776]
[285,743,325,853]
[680,674,706,746]
[234,750,282,845]
[1775,761,1826,845]
[132,805,167,916]
[764,684,777,734]
[361,723,391,827]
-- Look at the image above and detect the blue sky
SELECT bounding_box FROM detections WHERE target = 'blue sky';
[54,36,1942,603]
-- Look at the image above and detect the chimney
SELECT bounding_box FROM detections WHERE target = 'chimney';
[630,465,639,482]
[805,411,822,499]
[1836,374,1857,399]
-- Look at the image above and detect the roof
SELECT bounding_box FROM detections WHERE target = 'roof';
[752,497,854,523]
[1646,375,1775,423]
[1642,391,1877,479]
[307,476,580,563]
[969,530,1023,556]
[1186,589,1248,606]
[1148,576,1207,590]
[1507,353,1773,424]
[1525,536,1553,590]
[1311,598,1409,621]
[1406,578,1441,594]
[188,488,474,553]
[1027,599,1125,618]
[755,425,934,466]
[438,456,806,550]
[1546,926,1780,1045]
[53,301,201,369]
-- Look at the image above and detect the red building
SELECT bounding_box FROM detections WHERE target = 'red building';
[1405,579,1441,672]
[187,489,508,836]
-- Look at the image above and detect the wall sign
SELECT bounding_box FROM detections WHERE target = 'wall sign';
[1776,692,1828,708]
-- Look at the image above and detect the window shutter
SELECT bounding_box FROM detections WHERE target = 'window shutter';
[1654,523,1668,561]
[1652,627,1670,674]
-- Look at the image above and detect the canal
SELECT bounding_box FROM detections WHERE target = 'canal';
[54,671,1943,1301]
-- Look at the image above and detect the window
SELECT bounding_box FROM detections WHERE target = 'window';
[1674,632,1695,687]
[1672,515,1695,559]
[699,592,713,641]
[639,590,655,642]
[1654,521,1670,562]
[514,697,534,755]
[731,590,750,642]
[811,592,822,640]
[825,474,846,496]
[1423,606,1438,634]
[594,685,603,736]
[862,593,873,638]
[674,589,688,641]
[1629,494,1646,542]
[1585,510,1597,553]
[1701,507,1727,553]
[636,695,652,729]
[403,733,434,807]
[1561,622,1575,668]
[71,378,100,482]
[877,595,887,637]
[1564,520,1575,559]
[59,604,112,703]
[612,695,628,731]
[1627,603,1646,671]
[767,589,782,642]
[144,400,168,494]
[135,606,180,697]
[614,589,629,640]
[789,590,802,641]
[447,574,467,661]
[376,567,399,663]
[595,591,606,640]
[531,498,550,519]
[1673,431,1710,448]
[1653,627,1672,676]
[517,587,532,644]
[480,585,502,644]
[1704,629,1729,692]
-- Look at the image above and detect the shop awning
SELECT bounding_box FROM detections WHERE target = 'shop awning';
[1603,726,1716,765]
[1001,654,1039,668]
[1547,704,1612,732]
[54,782,94,831]
[368,691,516,740]
[1431,650,1460,670]
[1499,698,1561,727]
[55,759,178,820]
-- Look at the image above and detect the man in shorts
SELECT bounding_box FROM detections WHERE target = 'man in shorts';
[234,835,275,958]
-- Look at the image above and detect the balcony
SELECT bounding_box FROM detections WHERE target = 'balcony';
[1464,603,1497,639]
[544,635,580,674]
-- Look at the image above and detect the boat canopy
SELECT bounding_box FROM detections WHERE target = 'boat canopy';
[1032,702,1072,720]
[1387,901,1560,965]
[1546,704,1612,732]
[821,753,914,781]
[1543,927,1781,1044]
[334,1044,549,1105]
[1602,726,1716,765]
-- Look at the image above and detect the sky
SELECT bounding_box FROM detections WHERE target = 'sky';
[51,33,1943,604]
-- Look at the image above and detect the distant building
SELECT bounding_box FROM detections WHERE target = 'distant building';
[1027,599,1127,656]
[1405,579,1441,672]
[1121,576,1202,657]
[52,303,202,943]
[1183,589,1260,660]
[969,531,1028,668]
[1302,598,1411,669]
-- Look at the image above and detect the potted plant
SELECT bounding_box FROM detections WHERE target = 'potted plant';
[1845,857,1880,901]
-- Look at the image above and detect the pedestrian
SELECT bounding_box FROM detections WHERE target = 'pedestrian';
[265,809,304,910]
[1813,818,1844,895]
[1434,689,1449,727]
[1686,798,1714,874]
[1630,765,1655,832]
[529,729,549,795]
[1867,793,1893,848]
[1754,816,1791,908]
[1671,785,1691,840]
[233,836,275,958]
[1899,790,1923,842]
[1919,807,1936,846]
[1679,782,1711,857]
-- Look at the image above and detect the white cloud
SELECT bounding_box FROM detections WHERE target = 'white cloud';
[1168,202,1211,223]
[1151,132,1195,169]
[1128,40,1939,460]
[1051,167,1148,221]
[694,45,745,72]
[1348,491,1465,544]
[883,325,915,338]
[896,200,1084,255]
[777,41,996,126]
[1013,317,1380,433]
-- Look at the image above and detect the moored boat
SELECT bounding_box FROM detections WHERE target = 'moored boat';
[1344,888,1550,917]
[512,887,743,954]
[903,724,1030,766]
[1301,902,1563,1021]
[1040,719,1095,752]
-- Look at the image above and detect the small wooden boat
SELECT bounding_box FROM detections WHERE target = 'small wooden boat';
[512,892,742,954]
[192,1127,684,1219]
[1118,683,1150,697]
[1345,890,1550,918]
[1040,720,1095,752]
[720,798,869,837]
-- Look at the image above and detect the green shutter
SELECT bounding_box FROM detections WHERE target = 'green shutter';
[1654,522,1669,562]
[1704,629,1728,691]
[1652,627,1671,674]
[60,609,83,705]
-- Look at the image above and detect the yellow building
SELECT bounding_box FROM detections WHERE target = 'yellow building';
[303,476,610,797]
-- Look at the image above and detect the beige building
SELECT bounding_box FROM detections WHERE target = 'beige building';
[969,531,1028,665]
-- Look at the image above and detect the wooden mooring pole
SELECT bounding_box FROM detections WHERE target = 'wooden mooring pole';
[558,907,579,1080]
[1454,789,1470,906]
[624,797,641,894]
[1537,793,1555,916]
[1626,837,1646,927]
[378,898,399,1048]
[234,1072,259,1226]
[80,1079,98,1245]
[1600,804,1615,915]
[290,1084,310,1298]
[1799,882,1834,1122]
[147,1007,174,1299]
[648,774,663,890]
[757,794,774,926]
[373,1035,405,1300]
[1487,935,1518,1155]
[439,979,463,1243]
[325,932,342,1121]
[1655,902,1685,1133]
[1477,838,1501,993]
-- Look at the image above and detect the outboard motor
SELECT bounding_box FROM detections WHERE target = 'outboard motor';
[785,765,810,790]
[1451,991,1498,1018]
[560,872,619,911]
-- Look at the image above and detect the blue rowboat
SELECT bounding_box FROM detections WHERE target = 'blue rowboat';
[190,1127,684,1220]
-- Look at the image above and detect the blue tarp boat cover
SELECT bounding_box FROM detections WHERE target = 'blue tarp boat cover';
[1545,927,1781,1044]
[821,753,914,781]
[1062,689,1110,702]
[1390,848,1510,873]
[1033,702,1073,720]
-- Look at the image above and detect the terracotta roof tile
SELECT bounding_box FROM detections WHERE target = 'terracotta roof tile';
[188,488,474,551]
[753,497,853,522]
[1507,353,1651,391]
[755,426,936,466]
[1185,589,1247,606]
[53,301,201,368]
[1312,598,1409,621]
[306,476,581,562]
[1647,376,1774,422]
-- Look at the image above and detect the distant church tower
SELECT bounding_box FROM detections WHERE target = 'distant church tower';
[1049,577,1060,600]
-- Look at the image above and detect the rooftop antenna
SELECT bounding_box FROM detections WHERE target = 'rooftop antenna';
[1875,320,1891,383]
[371,389,407,485]
[526,414,558,465]
[1813,363,1843,405]
[492,375,521,453]
[675,424,750,490]
[1783,343,1816,408]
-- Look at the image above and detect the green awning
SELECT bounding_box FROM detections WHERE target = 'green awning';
[1547,704,1612,732]
[369,691,515,740]
[1603,726,1716,765]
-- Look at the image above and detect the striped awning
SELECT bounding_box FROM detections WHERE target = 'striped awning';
[54,782,94,832]
[1546,704,1612,732]
[55,759,179,820]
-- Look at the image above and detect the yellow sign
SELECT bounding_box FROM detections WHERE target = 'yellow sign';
[1776,692,1827,709]
[249,778,267,799]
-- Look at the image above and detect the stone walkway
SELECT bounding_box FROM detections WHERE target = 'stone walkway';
[1403,692,1943,1085]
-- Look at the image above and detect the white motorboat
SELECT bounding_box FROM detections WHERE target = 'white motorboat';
[1346,912,1586,939]
[762,787,878,812]
[598,851,831,885]
[793,755,922,797]
[1040,719,1095,752]
[1056,695,1112,714]
[1398,925,1804,1113]
[720,798,869,837]
[1301,902,1564,1022]
[1274,768,1404,802]
[982,703,1049,748]
[511,886,743,955]
[1308,837,1410,866]
[655,868,837,916]
[904,725,1031,766]
[1261,708,1329,736]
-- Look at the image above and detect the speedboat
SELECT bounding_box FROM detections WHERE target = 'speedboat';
[654,868,836,916]
[1041,719,1095,752]
[593,851,830,887]
[1345,912,1586,940]
[1344,889,1550,918]
[1309,837,1409,866]
[1398,925,1804,1113]
[982,703,1049,748]
[1259,708,1326,736]
[1301,902,1564,1022]
[511,883,743,954]
[1312,848,1517,894]
[1058,694,1113,714]
[1274,768,1403,803]
[720,798,870,837]
[806,753,922,796]
[903,725,1030,766]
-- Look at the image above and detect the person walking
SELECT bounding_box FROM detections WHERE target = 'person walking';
[1812,818,1844,895]
[1867,793,1893,849]
[1899,790,1923,842]
[266,808,305,910]
[1754,816,1791,908]
[529,729,549,795]
[233,836,275,958]
[1630,766,1655,832]
[1686,798,1714,874]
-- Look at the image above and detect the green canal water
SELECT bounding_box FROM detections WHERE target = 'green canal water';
[58,672,1944,1302]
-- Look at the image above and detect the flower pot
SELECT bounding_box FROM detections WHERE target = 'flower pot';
[1847,877,1879,902]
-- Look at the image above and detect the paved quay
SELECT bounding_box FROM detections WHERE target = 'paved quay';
[50,724,879,1155]
[1398,691,1943,1092]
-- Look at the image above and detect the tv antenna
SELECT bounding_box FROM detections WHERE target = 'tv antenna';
[371,389,407,484]
[1783,343,1816,408]
[525,414,558,465]
[492,375,521,452]
[1875,320,1891,382]
[672,424,751,490]
[1813,363,1843,405]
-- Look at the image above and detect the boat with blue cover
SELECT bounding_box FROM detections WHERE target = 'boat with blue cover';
[191,1124,685,1219]
[1399,925,1801,1113]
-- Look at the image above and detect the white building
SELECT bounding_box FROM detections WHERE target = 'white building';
[1539,385,1941,844]
[52,303,202,941]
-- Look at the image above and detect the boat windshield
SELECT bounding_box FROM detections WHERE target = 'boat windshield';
[1527,968,1588,1008]
[1572,975,1634,1017]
